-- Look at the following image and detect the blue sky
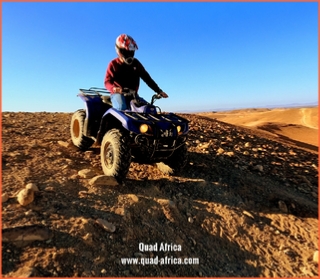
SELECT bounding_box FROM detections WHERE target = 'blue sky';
[2,2,318,112]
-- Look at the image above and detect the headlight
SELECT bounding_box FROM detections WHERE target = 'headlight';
[177,125,183,134]
[139,124,149,133]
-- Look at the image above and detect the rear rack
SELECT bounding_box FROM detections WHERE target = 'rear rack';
[79,87,111,95]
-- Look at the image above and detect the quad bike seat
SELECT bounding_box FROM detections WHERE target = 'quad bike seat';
[132,98,148,108]
[101,95,112,106]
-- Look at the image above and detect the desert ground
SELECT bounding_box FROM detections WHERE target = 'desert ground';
[1,106,319,277]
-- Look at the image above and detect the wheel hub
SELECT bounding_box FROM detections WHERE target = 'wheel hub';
[103,142,114,169]
[73,119,80,138]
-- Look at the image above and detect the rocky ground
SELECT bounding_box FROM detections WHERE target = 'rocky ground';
[1,112,319,277]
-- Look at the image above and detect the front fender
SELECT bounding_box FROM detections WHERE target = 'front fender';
[102,109,142,134]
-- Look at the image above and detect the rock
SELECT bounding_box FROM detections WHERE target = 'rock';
[157,198,175,208]
[253,165,264,172]
[58,141,69,148]
[78,169,96,179]
[78,191,89,198]
[313,251,318,263]
[226,151,234,157]
[217,148,224,155]
[200,142,211,149]
[44,186,55,192]
[156,162,173,174]
[70,174,78,180]
[82,233,94,245]
[244,142,251,147]
[289,150,297,156]
[2,193,9,203]
[17,189,34,206]
[24,210,35,216]
[188,217,194,223]
[127,194,139,203]
[9,152,21,157]
[26,183,39,192]
[242,210,254,219]
[115,207,125,216]
[10,266,35,278]
[95,219,116,233]
[278,200,288,213]
[2,224,52,243]
[89,175,119,187]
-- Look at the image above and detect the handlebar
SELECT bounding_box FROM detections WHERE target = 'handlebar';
[121,88,163,105]
[121,88,162,103]
[151,93,162,104]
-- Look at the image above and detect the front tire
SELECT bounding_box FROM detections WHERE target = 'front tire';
[70,110,94,151]
[100,129,132,180]
[164,143,188,174]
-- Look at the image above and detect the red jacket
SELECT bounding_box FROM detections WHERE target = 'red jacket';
[104,57,162,94]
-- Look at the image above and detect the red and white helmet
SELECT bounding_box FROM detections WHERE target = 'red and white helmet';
[115,34,138,65]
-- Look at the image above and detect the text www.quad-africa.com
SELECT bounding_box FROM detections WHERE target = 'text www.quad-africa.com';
[121,256,199,266]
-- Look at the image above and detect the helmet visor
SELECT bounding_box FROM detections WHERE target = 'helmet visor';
[119,48,135,59]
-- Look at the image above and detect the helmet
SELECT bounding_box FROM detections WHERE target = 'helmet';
[115,34,138,65]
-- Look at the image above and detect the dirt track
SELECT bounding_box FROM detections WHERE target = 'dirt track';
[1,112,319,277]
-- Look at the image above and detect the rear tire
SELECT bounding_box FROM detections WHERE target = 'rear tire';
[100,129,132,180]
[70,110,94,150]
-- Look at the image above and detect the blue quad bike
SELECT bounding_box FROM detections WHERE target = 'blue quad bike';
[70,87,189,180]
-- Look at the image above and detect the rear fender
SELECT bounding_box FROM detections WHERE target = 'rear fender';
[78,93,111,137]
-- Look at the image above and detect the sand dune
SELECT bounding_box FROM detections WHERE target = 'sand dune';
[199,107,318,151]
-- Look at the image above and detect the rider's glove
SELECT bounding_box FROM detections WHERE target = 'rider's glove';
[159,91,168,98]
[113,87,122,93]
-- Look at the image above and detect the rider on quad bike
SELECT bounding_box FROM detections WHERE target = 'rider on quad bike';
[70,34,189,181]
[104,34,168,110]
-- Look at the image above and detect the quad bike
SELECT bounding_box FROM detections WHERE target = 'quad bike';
[70,87,189,180]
